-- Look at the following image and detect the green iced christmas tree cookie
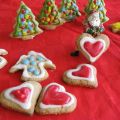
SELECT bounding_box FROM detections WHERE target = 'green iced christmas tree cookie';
[38,0,64,30]
[59,0,81,21]
[11,1,43,40]
[85,0,109,23]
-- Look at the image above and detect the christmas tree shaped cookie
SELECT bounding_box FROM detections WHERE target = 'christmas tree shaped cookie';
[38,0,64,30]
[11,1,43,40]
[59,0,81,21]
[85,0,109,23]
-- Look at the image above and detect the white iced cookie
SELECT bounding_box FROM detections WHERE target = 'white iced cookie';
[63,64,98,88]
[0,49,8,69]
[9,51,56,82]
[0,81,42,115]
[76,33,110,62]
[35,82,77,115]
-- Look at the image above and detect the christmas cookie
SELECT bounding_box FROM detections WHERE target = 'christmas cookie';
[11,1,43,40]
[35,82,77,115]
[84,0,109,23]
[0,49,8,69]
[63,64,98,88]
[0,81,42,115]
[38,0,64,30]
[59,0,81,21]
[9,51,56,82]
[76,33,110,63]
[110,22,120,33]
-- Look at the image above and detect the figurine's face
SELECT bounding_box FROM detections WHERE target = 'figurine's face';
[88,12,100,27]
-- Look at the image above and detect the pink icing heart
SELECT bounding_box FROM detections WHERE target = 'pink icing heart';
[42,85,71,105]
[11,87,31,103]
[72,66,91,78]
[84,41,104,57]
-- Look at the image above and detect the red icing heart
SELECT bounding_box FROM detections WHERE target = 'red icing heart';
[84,41,104,57]
[72,66,91,78]
[42,85,71,105]
[11,87,31,103]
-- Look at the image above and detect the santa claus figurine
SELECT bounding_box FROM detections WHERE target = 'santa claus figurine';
[84,11,104,36]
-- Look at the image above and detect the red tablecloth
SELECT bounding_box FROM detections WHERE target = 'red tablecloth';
[0,0,120,120]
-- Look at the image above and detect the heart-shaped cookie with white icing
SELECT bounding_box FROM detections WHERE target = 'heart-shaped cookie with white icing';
[76,33,110,62]
[0,81,42,115]
[63,64,98,88]
[35,82,77,115]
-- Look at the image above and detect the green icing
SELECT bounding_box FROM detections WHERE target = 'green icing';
[59,0,80,21]
[86,26,104,36]
[38,0,60,25]
[13,2,40,37]
[84,0,109,23]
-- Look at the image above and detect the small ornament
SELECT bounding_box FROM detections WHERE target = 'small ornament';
[70,50,80,57]
[84,11,104,36]
[110,22,120,34]
[38,0,64,30]
[59,0,81,21]
[11,1,43,40]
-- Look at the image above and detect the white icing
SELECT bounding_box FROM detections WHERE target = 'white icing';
[0,49,8,55]
[80,37,106,62]
[4,83,34,110]
[10,51,55,79]
[66,64,95,81]
[0,49,8,69]
[88,11,100,27]
[0,57,7,69]
[39,83,75,109]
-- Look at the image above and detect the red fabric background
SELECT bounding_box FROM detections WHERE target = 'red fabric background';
[0,0,120,120]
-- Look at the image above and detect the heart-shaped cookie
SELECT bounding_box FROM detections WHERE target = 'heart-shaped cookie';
[0,81,42,115]
[63,64,98,88]
[76,33,110,62]
[35,83,77,115]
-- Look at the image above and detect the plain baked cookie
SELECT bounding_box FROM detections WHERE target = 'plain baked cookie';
[0,49,8,69]
[9,51,56,82]
[76,33,110,63]
[0,81,42,115]
[35,82,77,115]
[63,64,98,88]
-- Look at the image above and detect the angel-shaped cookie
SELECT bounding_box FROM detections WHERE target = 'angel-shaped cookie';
[9,51,56,82]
